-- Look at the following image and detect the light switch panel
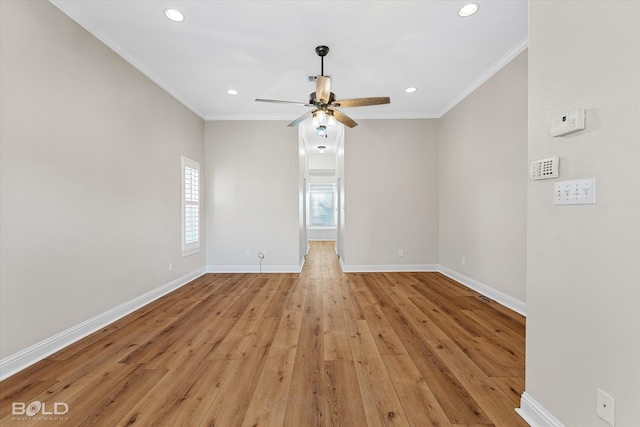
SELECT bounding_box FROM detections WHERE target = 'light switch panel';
[554,178,596,205]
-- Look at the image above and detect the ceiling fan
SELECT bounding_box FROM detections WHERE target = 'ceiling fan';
[255,46,390,132]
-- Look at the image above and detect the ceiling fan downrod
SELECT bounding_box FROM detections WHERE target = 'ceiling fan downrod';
[315,45,329,76]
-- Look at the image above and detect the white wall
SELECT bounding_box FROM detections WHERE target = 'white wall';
[439,50,528,304]
[337,127,346,258]
[0,1,205,359]
[298,130,308,262]
[342,119,439,269]
[524,2,640,426]
[204,121,301,271]
[308,152,337,173]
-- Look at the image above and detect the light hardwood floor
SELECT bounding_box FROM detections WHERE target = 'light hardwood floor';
[0,241,527,426]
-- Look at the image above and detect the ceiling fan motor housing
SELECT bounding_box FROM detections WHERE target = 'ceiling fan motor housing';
[309,91,336,106]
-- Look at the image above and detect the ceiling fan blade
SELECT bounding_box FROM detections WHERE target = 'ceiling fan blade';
[332,109,358,128]
[287,110,315,127]
[255,98,311,107]
[316,76,331,104]
[332,97,390,108]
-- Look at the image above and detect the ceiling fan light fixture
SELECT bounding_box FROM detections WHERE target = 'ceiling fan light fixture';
[327,112,337,126]
[316,109,327,124]
[164,9,184,22]
[317,145,326,154]
[458,3,478,17]
[316,125,327,137]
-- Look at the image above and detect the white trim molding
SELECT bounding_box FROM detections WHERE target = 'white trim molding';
[206,263,304,274]
[340,261,439,273]
[438,265,526,316]
[438,35,529,117]
[0,268,206,381]
[516,392,565,427]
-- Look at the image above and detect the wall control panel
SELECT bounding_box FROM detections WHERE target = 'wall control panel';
[530,157,559,180]
[554,178,596,205]
[551,109,586,137]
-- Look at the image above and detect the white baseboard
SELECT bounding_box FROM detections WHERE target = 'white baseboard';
[438,265,526,316]
[206,264,303,273]
[516,392,565,427]
[0,267,206,381]
[340,262,439,273]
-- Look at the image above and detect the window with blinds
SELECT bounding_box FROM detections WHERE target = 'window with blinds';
[182,157,200,256]
[309,183,336,226]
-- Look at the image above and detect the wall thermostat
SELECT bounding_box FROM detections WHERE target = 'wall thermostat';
[551,109,585,137]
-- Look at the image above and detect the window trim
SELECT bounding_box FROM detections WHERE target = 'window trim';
[181,156,200,257]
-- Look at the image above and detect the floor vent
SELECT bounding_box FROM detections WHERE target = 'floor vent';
[479,295,492,303]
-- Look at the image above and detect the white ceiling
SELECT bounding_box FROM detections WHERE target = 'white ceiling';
[50,1,527,156]
[50,0,528,124]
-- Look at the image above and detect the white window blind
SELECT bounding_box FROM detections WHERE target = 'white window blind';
[182,157,200,256]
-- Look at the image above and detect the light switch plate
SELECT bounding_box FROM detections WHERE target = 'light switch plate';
[554,178,596,205]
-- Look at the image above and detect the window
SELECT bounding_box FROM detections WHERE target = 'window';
[182,157,200,256]
[309,183,336,226]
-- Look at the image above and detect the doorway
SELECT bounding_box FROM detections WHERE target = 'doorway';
[299,122,344,259]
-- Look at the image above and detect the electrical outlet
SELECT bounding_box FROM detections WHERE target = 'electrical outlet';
[398,249,404,257]
[168,262,173,272]
[596,388,614,425]
[245,251,250,258]
[461,257,466,266]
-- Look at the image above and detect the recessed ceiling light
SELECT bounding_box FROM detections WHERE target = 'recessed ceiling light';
[458,3,479,17]
[405,87,417,93]
[164,9,184,22]
[226,89,239,95]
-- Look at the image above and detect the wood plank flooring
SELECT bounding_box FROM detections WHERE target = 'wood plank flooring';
[0,241,527,426]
